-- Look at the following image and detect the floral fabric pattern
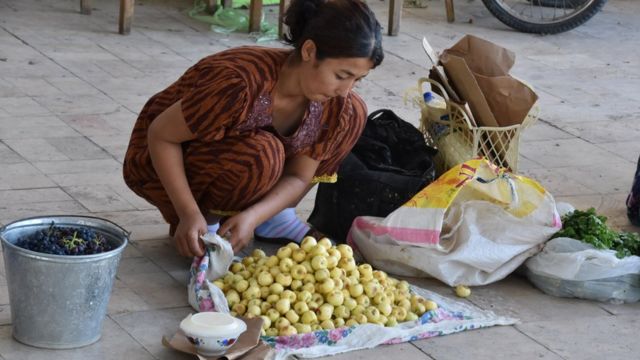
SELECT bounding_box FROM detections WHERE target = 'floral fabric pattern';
[258,286,516,360]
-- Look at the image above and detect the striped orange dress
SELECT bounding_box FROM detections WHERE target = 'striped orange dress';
[123,46,367,227]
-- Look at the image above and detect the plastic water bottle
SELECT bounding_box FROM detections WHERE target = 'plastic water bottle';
[422,91,449,136]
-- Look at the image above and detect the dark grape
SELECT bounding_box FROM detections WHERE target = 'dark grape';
[14,222,115,256]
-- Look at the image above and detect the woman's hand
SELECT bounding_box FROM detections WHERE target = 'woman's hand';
[174,210,208,257]
[218,211,259,253]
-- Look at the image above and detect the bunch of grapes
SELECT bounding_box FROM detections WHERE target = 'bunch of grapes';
[15,222,114,256]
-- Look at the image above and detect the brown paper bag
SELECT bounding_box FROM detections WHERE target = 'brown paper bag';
[439,52,499,128]
[440,35,538,127]
[162,317,275,360]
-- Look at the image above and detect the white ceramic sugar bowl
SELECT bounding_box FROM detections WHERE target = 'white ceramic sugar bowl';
[179,312,247,357]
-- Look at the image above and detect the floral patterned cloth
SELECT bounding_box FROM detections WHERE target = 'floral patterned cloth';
[258,286,516,360]
[187,233,233,313]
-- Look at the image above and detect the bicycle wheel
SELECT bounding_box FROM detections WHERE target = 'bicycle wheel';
[482,0,607,34]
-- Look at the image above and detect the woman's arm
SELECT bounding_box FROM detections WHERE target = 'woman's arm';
[219,154,320,253]
[147,100,207,257]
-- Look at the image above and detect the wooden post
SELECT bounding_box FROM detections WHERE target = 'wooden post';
[205,0,217,14]
[388,0,402,36]
[278,0,290,39]
[80,0,91,15]
[119,0,134,35]
[248,0,263,33]
[222,0,233,8]
[445,0,455,23]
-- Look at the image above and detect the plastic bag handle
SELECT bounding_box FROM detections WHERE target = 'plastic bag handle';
[475,174,519,210]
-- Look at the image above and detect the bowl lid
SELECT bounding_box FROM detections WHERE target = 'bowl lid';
[180,312,246,337]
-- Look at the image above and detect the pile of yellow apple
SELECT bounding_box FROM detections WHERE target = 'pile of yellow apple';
[213,237,438,336]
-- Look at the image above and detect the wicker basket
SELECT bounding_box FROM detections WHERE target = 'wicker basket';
[418,78,538,173]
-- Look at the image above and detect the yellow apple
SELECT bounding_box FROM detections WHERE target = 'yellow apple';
[327,248,342,261]
[300,310,317,325]
[279,258,294,273]
[317,303,334,321]
[265,255,279,267]
[276,246,292,260]
[294,301,309,314]
[285,309,299,324]
[300,236,317,252]
[318,237,333,250]
[326,290,345,306]
[260,315,271,330]
[275,273,292,287]
[252,249,266,259]
[290,279,303,291]
[275,298,291,315]
[315,268,330,281]
[292,248,307,263]
[280,289,297,303]
[336,244,353,260]
[266,308,280,322]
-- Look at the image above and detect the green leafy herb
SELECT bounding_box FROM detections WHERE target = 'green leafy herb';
[552,208,640,259]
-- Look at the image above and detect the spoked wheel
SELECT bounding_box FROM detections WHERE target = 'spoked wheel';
[481,0,608,34]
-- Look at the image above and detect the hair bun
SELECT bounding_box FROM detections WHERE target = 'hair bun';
[283,0,326,45]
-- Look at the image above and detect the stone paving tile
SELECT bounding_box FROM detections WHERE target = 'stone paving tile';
[4,78,64,97]
[59,113,126,137]
[597,301,640,315]
[464,275,611,323]
[520,121,575,142]
[520,167,599,197]
[0,318,155,360]
[107,287,153,316]
[597,141,640,164]
[316,343,432,360]
[87,134,129,160]
[0,96,51,116]
[0,285,8,306]
[0,115,79,139]
[2,138,69,161]
[32,158,121,175]
[559,118,640,144]
[0,143,22,165]
[47,170,127,187]
[0,305,10,327]
[110,307,194,360]
[63,184,136,212]
[557,162,636,195]
[111,186,157,211]
[517,313,640,360]
[33,94,122,116]
[43,76,104,97]
[1,199,85,226]
[46,136,112,160]
[0,201,88,225]
[0,163,56,190]
[0,188,72,205]
[131,239,193,273]
[519,138,625,169]
[413,325,563,360]
[0,79,24,98]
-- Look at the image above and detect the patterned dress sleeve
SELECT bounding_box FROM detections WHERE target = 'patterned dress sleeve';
[180,64,248,142]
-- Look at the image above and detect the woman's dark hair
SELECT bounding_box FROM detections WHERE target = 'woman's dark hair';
[283,0,384,68]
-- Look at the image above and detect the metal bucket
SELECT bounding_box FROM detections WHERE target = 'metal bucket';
[0,215,128,349]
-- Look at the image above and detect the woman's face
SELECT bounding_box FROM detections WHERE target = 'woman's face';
[298,41,374,102]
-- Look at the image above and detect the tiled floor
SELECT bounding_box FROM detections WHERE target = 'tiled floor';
[1,0,639,359]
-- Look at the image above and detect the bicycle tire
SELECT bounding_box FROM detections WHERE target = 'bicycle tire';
[482,0,607,34]
[529,0,587,8]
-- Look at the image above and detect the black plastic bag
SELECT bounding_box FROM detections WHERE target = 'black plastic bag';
[308,109,438,242]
